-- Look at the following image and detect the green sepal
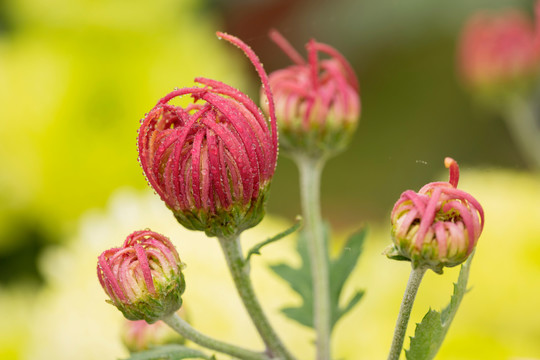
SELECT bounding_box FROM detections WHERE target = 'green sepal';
[383,244,411,262]
[385,243,447,274]
[173,185,269,238]
[113,271,186,324]
[246,216,303,262]
[270,224,366,331]
[121,344,215,360]
[405,252,475,360]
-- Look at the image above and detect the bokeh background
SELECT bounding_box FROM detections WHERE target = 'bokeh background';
[1,0,539,359]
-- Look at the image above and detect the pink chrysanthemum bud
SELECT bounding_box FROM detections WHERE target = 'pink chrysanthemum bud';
[138,33,278,238]
[262,30,360,157]
[387,158,485,273]
[458,2,540,99]
[97,230,185,323]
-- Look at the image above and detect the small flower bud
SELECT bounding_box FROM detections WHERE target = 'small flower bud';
[458,2,540,102]
[122,307,187,352]
[97,230,185,323]
[138,33,278,238]
[263,29,361,158]
[388,158,485,273]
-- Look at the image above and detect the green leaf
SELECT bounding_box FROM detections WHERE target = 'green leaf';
[405,253,475,360]
[246,216,302,262]
[269,228,314,328]
[122,344,214,360]
[335,290,365,324]
[281,305,313,328]
[329,228,367,328]
[269,225,365,331]
[270,263,312,302]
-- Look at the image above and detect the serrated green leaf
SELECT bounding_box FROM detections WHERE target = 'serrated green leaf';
[270,225,365,331]
[269,263,312,301]
[281,305,313,328]
[406,253,475,360]
[335,290,365,324]
[269,228,313,328]
[122,344,213,360]
[330,228,366,327]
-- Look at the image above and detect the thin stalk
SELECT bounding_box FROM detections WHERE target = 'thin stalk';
[504,95,540,169]
[296,154,331,360]
[387,266,427,360]
[162,312,268,360]
[218,236,295,360]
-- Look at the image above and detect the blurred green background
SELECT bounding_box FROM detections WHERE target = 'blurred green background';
[1,0,539,359]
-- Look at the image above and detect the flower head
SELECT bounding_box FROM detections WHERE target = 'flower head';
[263,30,360,158]
[458,2,540,98]
[388,158,485,273]
[97,230,185,323]
[138,33,278,238]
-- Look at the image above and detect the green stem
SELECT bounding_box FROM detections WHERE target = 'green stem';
[387,266,427,360]
[162,312,268,360]
[504,95,540,170]
[296,154,331,360]
[218,236,295,360]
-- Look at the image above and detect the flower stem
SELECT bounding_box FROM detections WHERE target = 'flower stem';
[162,312,268,360]
[296,154,331,360]
[218,236,295,360]
[504,94,540,170]
[387,266,427,360]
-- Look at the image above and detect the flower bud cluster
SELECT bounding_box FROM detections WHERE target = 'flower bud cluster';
[389,158,484,273]
[97,230,185,323]
[264,30,360,157]
[138,33,278,238]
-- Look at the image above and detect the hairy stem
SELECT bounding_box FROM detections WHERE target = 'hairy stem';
[387,266,427,360]
[162,312,268,360]
[296,154,331,360]
[218,236,295,360]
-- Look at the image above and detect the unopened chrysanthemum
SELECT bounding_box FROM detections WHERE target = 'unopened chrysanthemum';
[138,33,278,238]
[97,230,185,323]
[387,158,485,273]
[263,30,360,157]
[458,1,540,99]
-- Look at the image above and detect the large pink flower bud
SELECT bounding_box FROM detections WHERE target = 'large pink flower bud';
[263,30,360,157]
[138,33,278,238]
[458,2,540,98]
[97,230,185,323]
[388,158,485,273]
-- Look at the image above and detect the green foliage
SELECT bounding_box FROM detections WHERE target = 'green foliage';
[122,344,214,360]
[270,225,366,330]
[270,228,314,328]
[405,253,474,360]
[246,216,303,262]
[329,228,366,328]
